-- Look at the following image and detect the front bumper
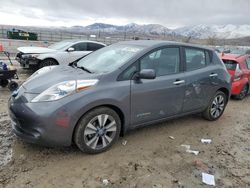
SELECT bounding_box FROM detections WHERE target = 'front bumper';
[16,53,39,68]
[8,95,75,147]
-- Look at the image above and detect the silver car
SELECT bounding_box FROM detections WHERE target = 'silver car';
[9,40,231,153]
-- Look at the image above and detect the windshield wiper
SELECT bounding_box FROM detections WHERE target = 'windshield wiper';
[77,66,93,74]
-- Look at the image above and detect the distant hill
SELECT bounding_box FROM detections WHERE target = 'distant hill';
[73,23,250,39]
[1,23,250,45]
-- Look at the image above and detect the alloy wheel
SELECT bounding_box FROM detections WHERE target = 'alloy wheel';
[210,94,225,118]
[83,114,117,150]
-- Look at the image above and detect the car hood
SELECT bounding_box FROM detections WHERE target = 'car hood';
[17,47,57,54]
[22,66,102,94]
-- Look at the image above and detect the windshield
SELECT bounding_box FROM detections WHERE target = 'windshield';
[76,44,144,73]
[48,41,72,50]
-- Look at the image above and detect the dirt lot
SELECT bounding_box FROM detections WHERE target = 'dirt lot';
[0,66,250,188]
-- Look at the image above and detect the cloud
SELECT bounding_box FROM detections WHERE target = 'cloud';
[0,0,250,28]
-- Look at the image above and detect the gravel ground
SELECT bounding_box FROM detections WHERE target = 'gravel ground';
[0,65,249,188]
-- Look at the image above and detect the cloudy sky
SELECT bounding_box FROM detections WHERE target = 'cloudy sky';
[0,0,249,28]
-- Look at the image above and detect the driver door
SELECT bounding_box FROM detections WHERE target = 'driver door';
[130,47,186,126]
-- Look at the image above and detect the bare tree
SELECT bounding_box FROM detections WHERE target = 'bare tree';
[182,36,192,43]
[206,35,217,45]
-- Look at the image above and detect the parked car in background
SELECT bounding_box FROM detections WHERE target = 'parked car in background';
[220,53,250,99]
[15,40,106,69]
[9,40,231,153]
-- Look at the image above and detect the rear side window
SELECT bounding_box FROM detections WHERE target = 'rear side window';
[222,60,237,70]
[87,43,105,51]
[72,42,87,51]
[185,48,206,71]
[246,58,250,69]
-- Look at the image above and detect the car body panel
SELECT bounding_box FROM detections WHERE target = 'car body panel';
[131,73,186,125]
[17,47,57,54]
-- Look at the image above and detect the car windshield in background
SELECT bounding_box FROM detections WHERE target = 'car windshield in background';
[48,41,72,50]
[77,44,144,73]
[223,60,237,70]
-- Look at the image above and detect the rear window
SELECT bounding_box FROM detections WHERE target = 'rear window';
[222,60,237,70]
[87,43,105,51]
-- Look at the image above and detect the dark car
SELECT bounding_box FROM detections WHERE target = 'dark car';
[9,40,231,154]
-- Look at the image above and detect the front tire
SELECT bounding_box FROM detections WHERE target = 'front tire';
[39,59,58,69]
[74,107,121,154]
[202,91,227,121]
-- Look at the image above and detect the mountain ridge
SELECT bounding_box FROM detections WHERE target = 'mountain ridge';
[71,23,250,39]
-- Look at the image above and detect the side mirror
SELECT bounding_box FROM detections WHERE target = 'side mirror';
[67,47,75,52]
[135,69,156,80]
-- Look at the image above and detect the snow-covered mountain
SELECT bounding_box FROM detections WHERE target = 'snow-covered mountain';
[80,23,250,39]
[82,23,171,35]
[174,24,250,39]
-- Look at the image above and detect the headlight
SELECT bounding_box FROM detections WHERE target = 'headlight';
[22,54,40,58]
[31,79,98,102]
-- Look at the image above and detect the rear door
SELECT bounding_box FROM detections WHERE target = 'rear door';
[130,46,186,126]
[182,47,215,112]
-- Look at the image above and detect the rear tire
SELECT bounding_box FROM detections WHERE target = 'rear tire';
[74,107,121,154]
[235,84,249,100]
[0,79,9,87]
[202,91,227,121]
[39,59,58,69]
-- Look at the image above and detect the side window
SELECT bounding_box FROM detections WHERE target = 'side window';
[87,43,104,51]
[246,58,250,69]
[140,47,180,76]
[185,48,206,71]
[72,42,87,51]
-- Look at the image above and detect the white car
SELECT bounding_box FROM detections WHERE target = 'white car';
[16,40,106,69]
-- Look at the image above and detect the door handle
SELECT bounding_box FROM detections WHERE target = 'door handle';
[173,80,185,85]
[209,73,218,77]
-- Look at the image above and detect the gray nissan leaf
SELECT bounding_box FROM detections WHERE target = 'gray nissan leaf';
[9,40,231,153]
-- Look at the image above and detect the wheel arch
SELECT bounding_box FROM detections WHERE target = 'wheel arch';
[217,87,230,100]
[72,104,126,144]
[41,57,59,65]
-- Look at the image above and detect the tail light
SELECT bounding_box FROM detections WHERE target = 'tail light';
[234,64,242,81]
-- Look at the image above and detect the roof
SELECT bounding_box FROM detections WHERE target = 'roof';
[220,53,250,61]
[116,40,213,50]
[60,39,106,45]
